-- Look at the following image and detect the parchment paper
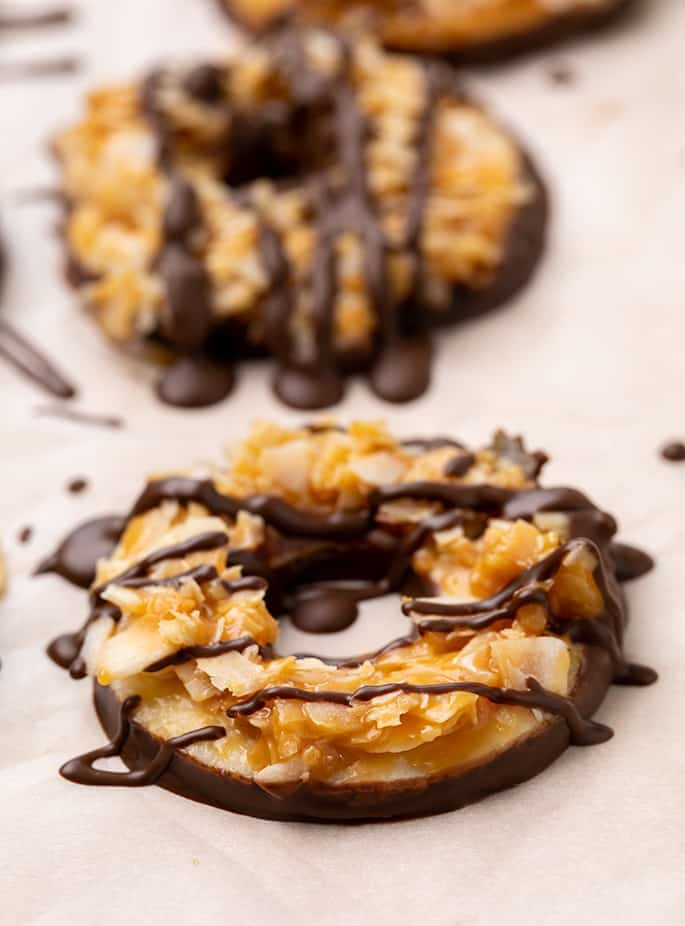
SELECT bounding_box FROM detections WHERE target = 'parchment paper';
[1,1,683,923]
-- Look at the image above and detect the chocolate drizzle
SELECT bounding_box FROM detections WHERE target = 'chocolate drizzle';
[405,538,657,687]
[130,477,372,539]
[46,455,656,691]
[129,27,545,409]
[51,431,659,813]
[43,529,229,676]
[0,319,76,399]
[60,695,225,787]
[226,677,612,746]
[0,57,80,80]
[89,531,229,603]
[145,634,269,673]
[0,7,73,29]
[611,542,654,582]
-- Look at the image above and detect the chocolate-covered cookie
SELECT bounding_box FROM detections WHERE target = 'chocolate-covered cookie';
[219,0,637,62]
[46,421,656,821]
[54,27,547,410]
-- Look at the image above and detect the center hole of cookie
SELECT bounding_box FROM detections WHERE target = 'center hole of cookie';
[223,100,333,187]
[278,593,411,659]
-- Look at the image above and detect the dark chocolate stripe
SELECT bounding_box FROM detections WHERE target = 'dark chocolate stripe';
[145,635,269,673]
[129,477,372,539]
[115,563,218,590]
[46,466,654,687]
[402,63,445,295]
[0,319,76,399]
[406,536,657,685]
[34,405,123,429]
[60,695,225,787]
[90,531,229,602]
[46,532,229,677]
[226,677,612,747]
[404,539,594,618]
[0,8,73,29]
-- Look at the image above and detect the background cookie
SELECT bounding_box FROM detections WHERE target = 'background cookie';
[219,0,638,63]
[47,422,655,821]
[55,27,547,410]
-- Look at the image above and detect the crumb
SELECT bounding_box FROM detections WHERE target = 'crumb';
[661,440,685,462]
[18,526,33,545]
[548,62,575,86]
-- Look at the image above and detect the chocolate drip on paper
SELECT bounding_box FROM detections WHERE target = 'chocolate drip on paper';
[610,542,654,582]
[36,515,125,589]
[226,677,612,747]
[0,57,80,80]
[0,7,73,29]
[661,440,685,462]
[18,525,33,544]
[34,405,123,429]
[0,319,76,399]
[60,695,225,787]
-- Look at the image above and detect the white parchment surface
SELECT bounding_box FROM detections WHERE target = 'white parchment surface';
[1,1,684,923]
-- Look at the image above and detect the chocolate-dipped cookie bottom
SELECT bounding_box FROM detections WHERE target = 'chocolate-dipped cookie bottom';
[219,0,639,65]
[93,645,612,822]
[48,423,656,822]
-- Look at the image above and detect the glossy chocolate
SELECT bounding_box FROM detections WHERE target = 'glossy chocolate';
[661,441,685,462]
[35,515,126,589]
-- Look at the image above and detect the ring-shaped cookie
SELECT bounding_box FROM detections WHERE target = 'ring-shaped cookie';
[47,421,656,821]
[55,27,547,409]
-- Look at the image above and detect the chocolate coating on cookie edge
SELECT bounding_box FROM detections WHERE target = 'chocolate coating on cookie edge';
[219,0,640,65]
[92,644,614,822]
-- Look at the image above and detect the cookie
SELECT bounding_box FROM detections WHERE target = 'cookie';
[219,0,637,62]
[47,421,656,821]
[54,27,547,410]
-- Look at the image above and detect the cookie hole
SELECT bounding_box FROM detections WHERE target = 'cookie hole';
[224,100,334,187]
